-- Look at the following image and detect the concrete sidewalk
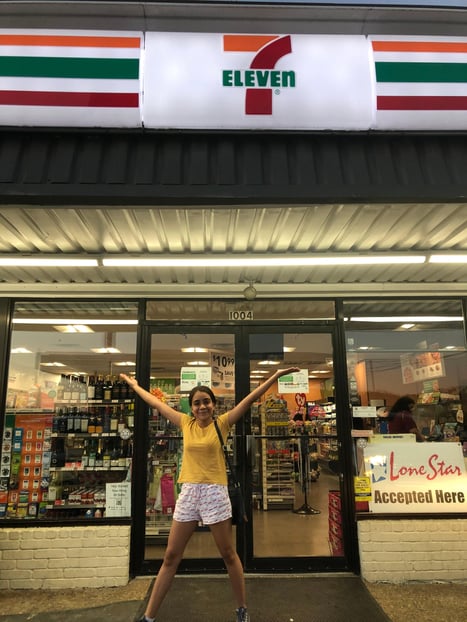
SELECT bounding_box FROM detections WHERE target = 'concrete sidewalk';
[0,575,391,622]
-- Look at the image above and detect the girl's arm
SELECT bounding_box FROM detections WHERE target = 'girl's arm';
[227,367,301,426]
[119,373,182,427]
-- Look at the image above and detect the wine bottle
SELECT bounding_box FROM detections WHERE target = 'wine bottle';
[63,375,72,401]
[117,405,126,434]
[87,375,96,400]
[110,406,118,433]
[80,408,89,433]
[94,376,104,401]
[81,440,89,468]
[103,376,112,401]
[95,439,103,467]
[95,409,103,434]
[87,407,96,434]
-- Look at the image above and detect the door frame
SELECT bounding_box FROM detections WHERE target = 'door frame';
[131,318,358,576]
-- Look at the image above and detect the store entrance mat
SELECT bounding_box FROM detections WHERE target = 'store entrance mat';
[141,574,391,622]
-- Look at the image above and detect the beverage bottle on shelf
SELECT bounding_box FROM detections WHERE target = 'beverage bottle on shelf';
[52,407,60,434]
[81,440,89,468]
[87,375,96,400]
[63,375,72,401]
[73,406,82,433]
[110,439,120,468]
[102,441,111,469]
[126,402,135,428]
[117,405,126,434]
[103,406,111,433]
[80,408,89,433]
[110,406,118,433]
[95,439,103,467]
[71,375,80,402]
[111,376,121,400]
[120,377,129,400]
[87,440,96,468]
[118,441,127,468]
[95,409,104,434]
[79,375,88,402]
[66,407,74,433]
[94,376,104,400]
[87,408,97,434]
[103,376,112,401]
[57,408,67,433]
[57,374,65,401]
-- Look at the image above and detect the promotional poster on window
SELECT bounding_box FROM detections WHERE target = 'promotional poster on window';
[400,351,445,385]
[363,442,467,513]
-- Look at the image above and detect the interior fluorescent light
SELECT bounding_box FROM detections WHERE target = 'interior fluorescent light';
[91,347,121,354]
[0,258,98,267]
[103,254,426,267]
[350,316,463,322]
[40,361,66,367]
[186,361,209,366]
[13,318,137,325]
[11,347,33,354]
[54,324,94,333]
[114,361,136,366]
[429,254,467,263]
[258,360,280,365]
[181,347,208,353]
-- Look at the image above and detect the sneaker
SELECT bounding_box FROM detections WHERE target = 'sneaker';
[236,606,250,622]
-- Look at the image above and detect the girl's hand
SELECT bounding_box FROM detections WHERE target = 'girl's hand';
[276,366,301,378]
[120,373,137,387]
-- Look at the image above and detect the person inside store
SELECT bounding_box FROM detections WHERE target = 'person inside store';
[120,366,300,622]
[386,395,426,442]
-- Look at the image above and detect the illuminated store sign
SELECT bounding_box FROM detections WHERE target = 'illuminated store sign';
[2,30,467,130]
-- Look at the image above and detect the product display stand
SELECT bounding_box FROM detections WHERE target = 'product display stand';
[293,427,320,515]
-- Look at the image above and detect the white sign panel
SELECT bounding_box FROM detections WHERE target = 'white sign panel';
[0,29,143,127]
[143,33,373,130]
[277,368,309,393]
[105,481,131,517]
[353,406,377,418]
[363,442,467,513]
[371,35,467,130]
[180,366,212,391]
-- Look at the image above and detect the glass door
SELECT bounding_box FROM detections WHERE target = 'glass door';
[246,330,345,570]
[143,329,239,570]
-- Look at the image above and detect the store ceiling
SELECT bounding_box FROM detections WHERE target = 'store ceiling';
[0,202,466,299]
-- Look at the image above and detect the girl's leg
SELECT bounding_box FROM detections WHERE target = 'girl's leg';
[144,519,198,618]
[209,519,246,608]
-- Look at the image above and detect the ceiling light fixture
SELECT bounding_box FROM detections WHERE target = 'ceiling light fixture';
[53,324,94,333]
[186,361,209,366]
[181,347,208,353]
[0,257,98,267]
[429,254,467,263]
[350,316,463,323]
[13,319,137,326]
[91,347,121,354]
[102,254,426,267]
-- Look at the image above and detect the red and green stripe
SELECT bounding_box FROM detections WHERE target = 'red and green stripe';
[0,33,141,108]
[373,39,467,111]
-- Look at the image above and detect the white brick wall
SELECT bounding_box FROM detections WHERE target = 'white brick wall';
[0,525,131,590]
[358,518,467,583]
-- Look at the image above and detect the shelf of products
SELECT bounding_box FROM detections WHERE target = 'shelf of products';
[0,374,134,521]
[260,396,294,510]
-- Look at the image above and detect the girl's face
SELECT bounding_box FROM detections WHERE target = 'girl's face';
[191,390,215,426]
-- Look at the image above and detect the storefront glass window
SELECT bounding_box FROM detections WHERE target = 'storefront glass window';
[344,299,467,513]
[1,301,138,521]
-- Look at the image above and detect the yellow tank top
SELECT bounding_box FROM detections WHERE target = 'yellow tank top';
[178,412,230,485]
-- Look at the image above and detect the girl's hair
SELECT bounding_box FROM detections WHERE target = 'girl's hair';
[388,395,415,420]
[188,385,217,407]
